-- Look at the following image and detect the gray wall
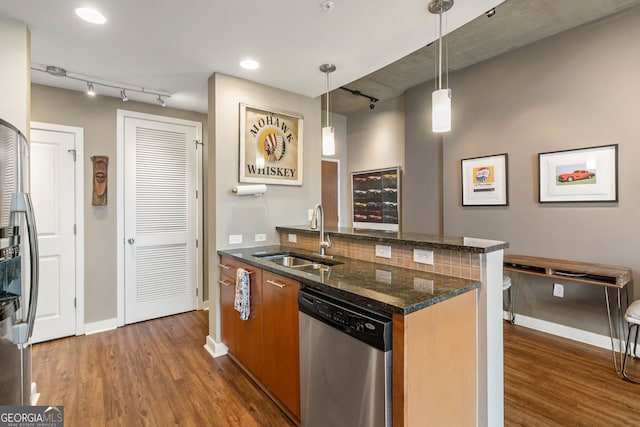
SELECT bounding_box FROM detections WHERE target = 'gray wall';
[408,8,640,335]
[208,73,321,339]
[404,88,442,235]
[346,96,405,227]
[31,84,208,324]
[322,111,349,227]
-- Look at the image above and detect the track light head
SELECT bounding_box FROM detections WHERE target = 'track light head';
[120,89,128,102]
[87,82,95,96]
[157,95,165,107]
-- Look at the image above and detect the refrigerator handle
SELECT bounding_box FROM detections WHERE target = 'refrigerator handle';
[10,193,39,341]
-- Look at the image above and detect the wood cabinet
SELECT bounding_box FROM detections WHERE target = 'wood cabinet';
[218,257,263,382]
[261,271,301,418]
[218,257,301,422]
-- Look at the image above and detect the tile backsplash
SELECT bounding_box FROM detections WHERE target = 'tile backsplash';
[280,232,481,280]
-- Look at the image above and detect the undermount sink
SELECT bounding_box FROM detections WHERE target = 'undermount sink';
[254,252,342,270]
[276,256,316,267]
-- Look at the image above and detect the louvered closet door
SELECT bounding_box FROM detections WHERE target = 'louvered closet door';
[124,117,197,324]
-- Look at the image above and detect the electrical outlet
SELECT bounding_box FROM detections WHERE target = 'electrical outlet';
[255,233,266,242]
[229,234,242,245]
[413,249,434,265]
[375,245,392,259]
[553,283,564,298]
[288,233,297,243]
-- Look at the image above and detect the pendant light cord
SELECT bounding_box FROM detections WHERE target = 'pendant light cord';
[437,10,443,91]
[326,71,331,128]
[445,12,449,90]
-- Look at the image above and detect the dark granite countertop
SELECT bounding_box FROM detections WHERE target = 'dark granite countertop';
[218,245,479,316]
[276,225,509,253]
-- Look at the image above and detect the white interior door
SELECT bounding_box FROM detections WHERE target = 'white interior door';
[123,114,200,324]
[29,125,78,343]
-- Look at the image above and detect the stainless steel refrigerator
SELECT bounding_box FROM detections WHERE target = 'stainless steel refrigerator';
[0,118,39,406]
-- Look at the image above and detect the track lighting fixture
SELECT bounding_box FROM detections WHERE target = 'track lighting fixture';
[320,63,336,156]
[340,86,379,110]
[32,64,171,106]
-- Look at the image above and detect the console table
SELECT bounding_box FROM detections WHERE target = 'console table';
[503,254,632,372]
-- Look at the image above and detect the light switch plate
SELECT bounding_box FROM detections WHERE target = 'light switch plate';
[288,233,297,243]
[229,234,242,245]
[375,245,392,259]
[255,233,266,242]
[413,249,434,265]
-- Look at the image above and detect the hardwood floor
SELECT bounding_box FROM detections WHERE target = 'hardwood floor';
[32,310,294,427]
[504,322,640,426]
[33,311,640,426]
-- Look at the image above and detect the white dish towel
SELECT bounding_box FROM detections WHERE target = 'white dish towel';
[234,268,251,321]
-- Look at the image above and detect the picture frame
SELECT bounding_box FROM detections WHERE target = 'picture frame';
[239,103,303,186]
[538,144,618,203]
[352,166,400,231]
[461,153,509,206]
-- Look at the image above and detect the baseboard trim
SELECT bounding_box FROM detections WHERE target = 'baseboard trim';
[84,318,118,335]
[204,335,228,358]
[505,311,620,351]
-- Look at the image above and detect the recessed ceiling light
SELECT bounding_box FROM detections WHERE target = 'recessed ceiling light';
[240,59,260,70]
[75,7,106,24]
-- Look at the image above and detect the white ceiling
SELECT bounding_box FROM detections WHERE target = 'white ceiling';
[0,0,502,113]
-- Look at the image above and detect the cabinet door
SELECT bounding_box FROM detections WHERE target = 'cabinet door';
[262,271,301,418]
[219,257,263,381]
[218,274,236,353]
[235,266,263,381]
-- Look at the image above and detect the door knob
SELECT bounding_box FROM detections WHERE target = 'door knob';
[127,238,135,244]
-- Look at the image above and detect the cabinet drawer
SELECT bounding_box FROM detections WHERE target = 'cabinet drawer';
[219,256,257,281]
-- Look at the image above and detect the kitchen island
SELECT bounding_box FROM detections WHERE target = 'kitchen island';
[214,226,508,427]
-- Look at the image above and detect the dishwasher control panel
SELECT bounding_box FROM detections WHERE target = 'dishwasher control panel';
[299,287,392,351]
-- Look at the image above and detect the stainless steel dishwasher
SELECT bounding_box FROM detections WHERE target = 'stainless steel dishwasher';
[298,287,392,427]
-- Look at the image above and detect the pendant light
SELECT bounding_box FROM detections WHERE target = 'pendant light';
[429,0,453,133]
[320,63,336,156]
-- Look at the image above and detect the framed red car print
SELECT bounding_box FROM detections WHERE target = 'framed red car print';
[538,144,618,203]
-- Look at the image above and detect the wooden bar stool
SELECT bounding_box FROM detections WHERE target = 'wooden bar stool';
[622,300,640,383]
[503,275,515,323]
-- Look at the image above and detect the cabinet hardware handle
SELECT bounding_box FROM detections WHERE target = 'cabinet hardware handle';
[219,264,232,270]
[266,280,286,289]
[218,280,232,287]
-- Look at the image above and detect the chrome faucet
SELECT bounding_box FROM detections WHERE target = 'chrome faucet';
[310,203,331,256]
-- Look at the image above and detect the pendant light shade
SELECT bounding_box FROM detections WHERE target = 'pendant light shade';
[432,88,451,133]
[320,63,336,156]
[429,0,453,133]
[322,126,335,156]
